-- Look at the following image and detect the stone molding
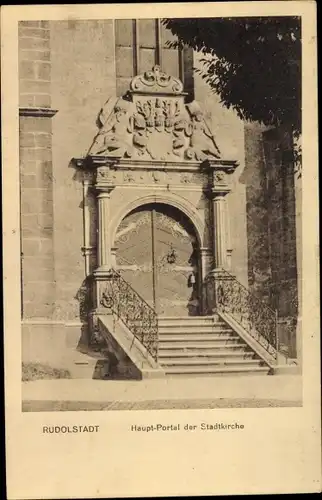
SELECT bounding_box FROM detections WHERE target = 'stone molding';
[109,191,206,250]
[19,107,58,118]
[75,156,237,171]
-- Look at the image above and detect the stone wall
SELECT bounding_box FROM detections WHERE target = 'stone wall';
[193,52,247,286]
[244,123,271,303]
[263,127,298,357]
[245,123,299,357]
[50,20,116,328]
[19,21,55,320]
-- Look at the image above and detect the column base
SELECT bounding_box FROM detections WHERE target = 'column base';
[93,266,114,278]
[208,267,235,278]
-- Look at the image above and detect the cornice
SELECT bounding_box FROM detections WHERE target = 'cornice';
[19,107,58,118]
[73,156,238,173]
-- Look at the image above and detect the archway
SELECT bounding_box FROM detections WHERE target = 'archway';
[114,202,201,316]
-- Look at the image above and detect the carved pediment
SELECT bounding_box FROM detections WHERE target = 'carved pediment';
[130,65,183,94]
[88,65,221,162]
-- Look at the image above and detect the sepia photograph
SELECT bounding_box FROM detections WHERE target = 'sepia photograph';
[18,14,303,412]
[2,3,320,498]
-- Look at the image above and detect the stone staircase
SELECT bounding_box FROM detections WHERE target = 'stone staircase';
[158,316,271,377]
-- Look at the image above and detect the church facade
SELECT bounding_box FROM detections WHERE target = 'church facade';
[19,19,301,378]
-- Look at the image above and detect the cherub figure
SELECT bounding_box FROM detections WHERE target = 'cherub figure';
[88,97,134,157]
[185,101,221,161]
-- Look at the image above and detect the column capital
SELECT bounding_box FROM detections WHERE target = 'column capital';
[202,159,237,198]
[95,165,116,194]
[209,186,231,199]
[201,159,239,173]
[96,186,115,197]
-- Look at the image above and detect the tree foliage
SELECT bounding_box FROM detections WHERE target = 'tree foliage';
[163,17,301,136]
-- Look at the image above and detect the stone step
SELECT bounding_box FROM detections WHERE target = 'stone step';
[159,351,255,360]
[159,316,215,322]
[159,342,249,351]
[158,334,242,343]
[160,358,264,367]
[163,366,270,377]
[158,319,223,327]
[159,327,233,335]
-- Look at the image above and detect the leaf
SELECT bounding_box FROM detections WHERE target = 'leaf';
[163,17,301,136]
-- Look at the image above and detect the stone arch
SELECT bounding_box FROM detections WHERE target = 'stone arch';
[110,192,205,249]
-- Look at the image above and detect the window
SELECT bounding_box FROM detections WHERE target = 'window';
[115,19,194,98]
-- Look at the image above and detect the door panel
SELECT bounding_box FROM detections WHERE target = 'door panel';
[115,209,154,307]
[154,210,198,316]
[115,203,199,316]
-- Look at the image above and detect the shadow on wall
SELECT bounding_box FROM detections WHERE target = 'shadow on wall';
[92,350,138,380]
[75,276,93,349]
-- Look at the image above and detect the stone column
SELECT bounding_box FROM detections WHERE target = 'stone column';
[94,165,115,272]
[97,190,112,270]
[225,198,233,270]
[203,162,237,272]
[81,174,92,277]
[199,247,213,314]
[211,188,230,270]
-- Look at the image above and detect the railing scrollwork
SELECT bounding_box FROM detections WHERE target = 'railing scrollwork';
[100,269,158,361]
[206,269,279,359]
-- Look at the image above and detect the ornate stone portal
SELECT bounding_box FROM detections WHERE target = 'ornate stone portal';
[75,65,238,320]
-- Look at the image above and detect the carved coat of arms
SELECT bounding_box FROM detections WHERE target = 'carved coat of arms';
[88,66,221,162]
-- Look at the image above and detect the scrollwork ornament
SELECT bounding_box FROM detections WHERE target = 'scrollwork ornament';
[209,270,278,358]
[100,271,158,360]
[130,65,183,94]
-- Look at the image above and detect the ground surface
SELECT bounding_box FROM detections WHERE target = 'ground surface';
[22,398,301,412]
[22,374,302,411]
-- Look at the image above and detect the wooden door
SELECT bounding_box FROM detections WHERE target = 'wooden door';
[115,203,199,316]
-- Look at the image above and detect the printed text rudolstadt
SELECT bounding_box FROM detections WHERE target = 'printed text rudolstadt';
[43,425,99,434]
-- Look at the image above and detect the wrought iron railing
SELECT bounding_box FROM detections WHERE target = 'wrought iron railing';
[100,269,158,361]
[206,270,278,359]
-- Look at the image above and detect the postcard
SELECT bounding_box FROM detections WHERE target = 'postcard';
[2,2,320,498]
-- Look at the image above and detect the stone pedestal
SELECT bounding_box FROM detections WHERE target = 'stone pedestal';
[205,268,235,314]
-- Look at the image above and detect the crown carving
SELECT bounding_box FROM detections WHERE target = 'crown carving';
[130,65,184,94]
